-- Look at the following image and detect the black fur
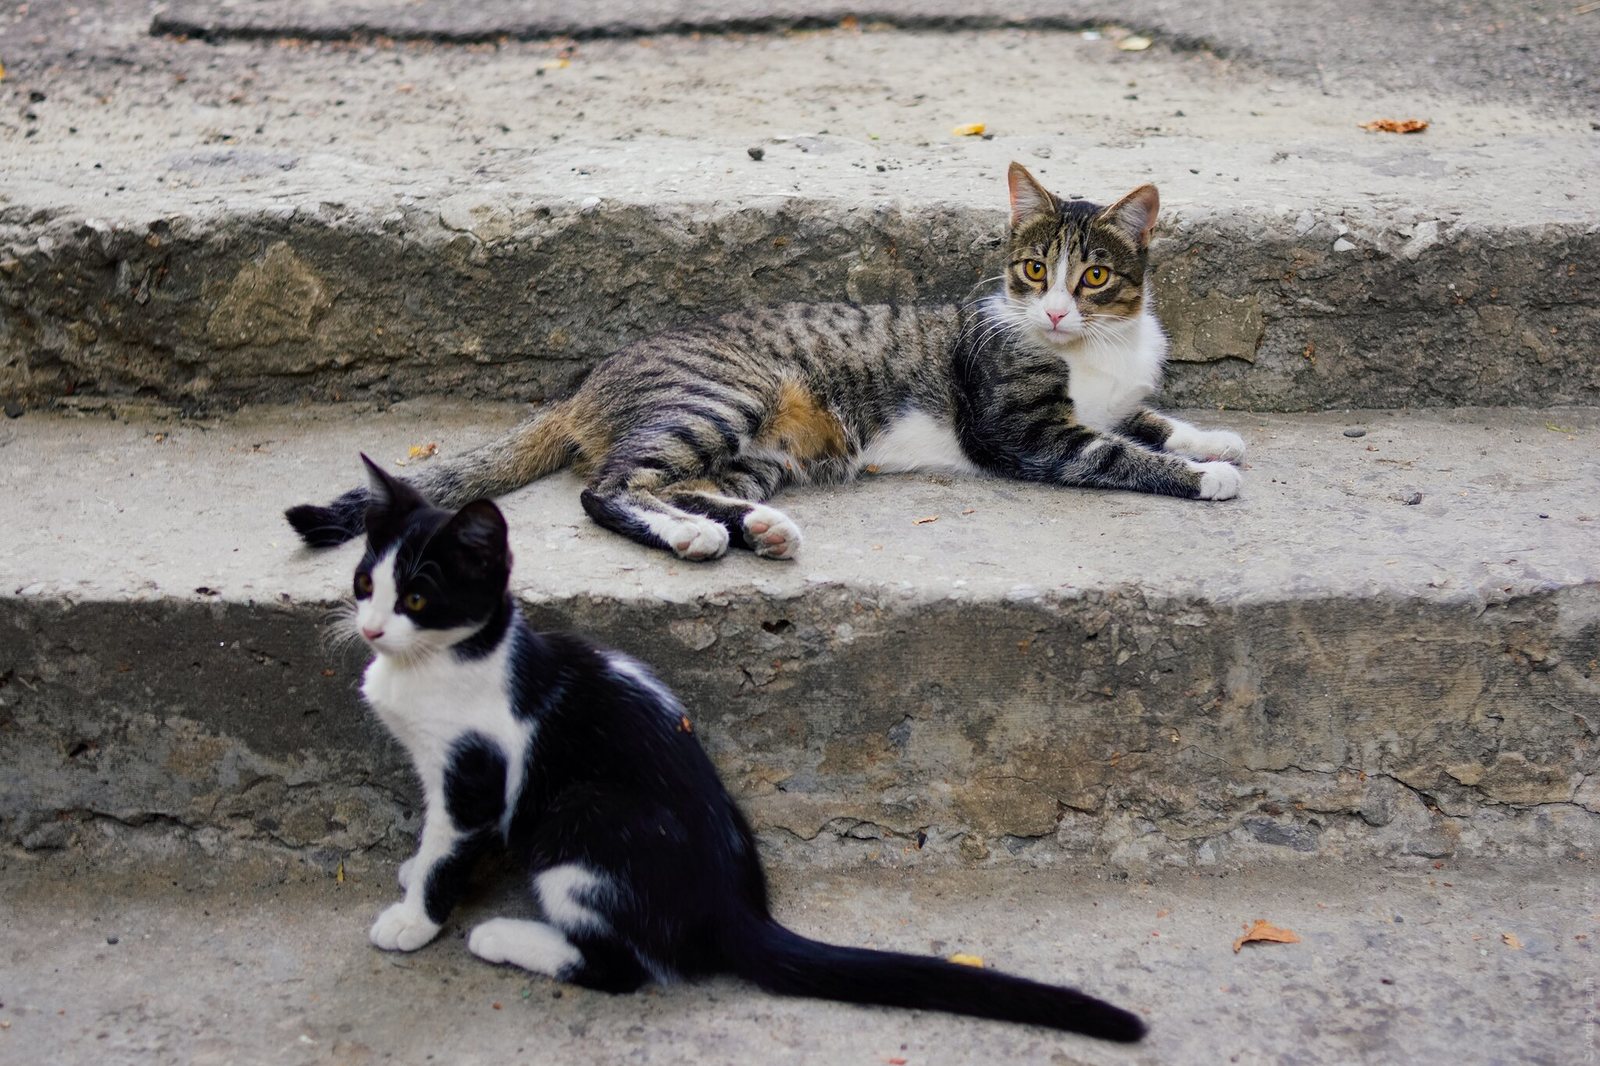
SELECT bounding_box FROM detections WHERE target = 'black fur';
[352,463,1147,1042]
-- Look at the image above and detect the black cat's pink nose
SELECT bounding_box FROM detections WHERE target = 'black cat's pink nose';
[362,626,384,641]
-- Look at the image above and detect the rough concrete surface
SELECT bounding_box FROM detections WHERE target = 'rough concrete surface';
[3,403,1597,869]
[2,848,1594,1066]
[2,3,1597,410]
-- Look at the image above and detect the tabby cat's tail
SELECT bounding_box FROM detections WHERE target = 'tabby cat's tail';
[721,910,1146,1042]
[285,403,578,548]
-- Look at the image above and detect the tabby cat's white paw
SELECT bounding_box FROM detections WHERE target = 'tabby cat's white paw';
[1168,426,1247,464]
[397,857,417,891]
[661,517,730,561]
[742,505,802,560]
[1191,461,1242,501]
[370,901,441,952]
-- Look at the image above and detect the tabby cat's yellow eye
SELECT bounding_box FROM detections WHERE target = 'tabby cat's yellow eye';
[402,592,427,612]
[355,573,373,596]
[1082,265,1111,288]
[1022,260,1047,282]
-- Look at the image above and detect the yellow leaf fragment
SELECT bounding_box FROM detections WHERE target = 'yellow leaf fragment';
[1233,919,1301,953]
[913,515,940,525]
[948,953,985,967]
[335,861,345,884]
[1501,932,1522,949]
[951,122,986,137]
[1117,35,1153,51]
[1359,118,1428,134]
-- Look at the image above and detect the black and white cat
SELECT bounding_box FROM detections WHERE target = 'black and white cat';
[345,455,1145,1042]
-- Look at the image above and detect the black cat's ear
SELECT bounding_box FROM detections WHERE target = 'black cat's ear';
[1103,184,1160,250]
[435,499,511,581]
[360,453,427,538]
[1007,162,1056,227]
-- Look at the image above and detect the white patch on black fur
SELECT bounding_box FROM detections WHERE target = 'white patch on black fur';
[535,864,611,934]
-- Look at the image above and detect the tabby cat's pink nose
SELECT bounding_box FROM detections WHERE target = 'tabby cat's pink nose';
[1046,311,1067,327]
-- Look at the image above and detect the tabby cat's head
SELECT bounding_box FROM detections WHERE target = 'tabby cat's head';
[351,456,511,661]
[1002,162,1159,348]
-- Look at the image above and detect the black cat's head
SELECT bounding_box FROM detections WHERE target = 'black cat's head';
[1001,161,1159,348]
[351,455,511,661]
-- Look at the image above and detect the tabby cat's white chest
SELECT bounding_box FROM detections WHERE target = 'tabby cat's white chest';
[1062,309,1168,433]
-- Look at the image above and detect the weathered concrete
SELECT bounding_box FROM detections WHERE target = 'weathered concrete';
[2,6,1596,411]
[148,0,1600,119]
[2,845,1593,1066]
[3,403,1596,869]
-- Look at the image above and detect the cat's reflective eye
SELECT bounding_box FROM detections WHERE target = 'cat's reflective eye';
[402,592,427,612]
[1022,260,1047,283]
[354,573,374,597]
[1081,265,1112,288]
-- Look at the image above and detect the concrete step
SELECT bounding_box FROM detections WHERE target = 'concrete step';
[3,402,1596,868]
[3,11,1596,411]
[1,845,1589,1065]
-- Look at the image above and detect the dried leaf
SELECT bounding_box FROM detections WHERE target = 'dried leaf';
[951,122,986,137]
[913,515,940,525]
[1233,919,1301,952]
[1501,932,1522,949]
[1359,118,1429,134]
[1117,35,1153,51]
[948,953,985,967]
[335,861,345,884]
[0,61,6,83]
[960,508,977,515]
[677,715,694,734]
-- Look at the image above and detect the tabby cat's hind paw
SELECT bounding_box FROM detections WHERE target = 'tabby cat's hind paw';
[1190,461,1242,501]
[742,505,802,560]
[661,516,730,561]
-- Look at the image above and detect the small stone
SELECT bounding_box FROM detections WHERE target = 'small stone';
[3,402,22,419]
[746,146,765,161]
[1343,427,1367,438]
[1538,513,1550,519]
[1332,237,1357,253]
[1405,492,1423,506]
[579,196,601,214]
[106,936,119,945]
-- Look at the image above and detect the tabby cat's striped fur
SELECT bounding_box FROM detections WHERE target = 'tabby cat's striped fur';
[287,164,1245,561]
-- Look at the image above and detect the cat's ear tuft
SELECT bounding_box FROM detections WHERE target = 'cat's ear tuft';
[360,453,426,536]
[1007,162,1057,227]
[439,499,511,580]
[1104,184,1160,250]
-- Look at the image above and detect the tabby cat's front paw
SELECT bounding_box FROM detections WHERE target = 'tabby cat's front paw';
[1168,426,1247,464]
[662,516,730,561]
[370,901,441,952]
[1190,461,1242,501]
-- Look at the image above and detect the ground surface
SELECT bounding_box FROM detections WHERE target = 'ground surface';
[2,849,1594,1066]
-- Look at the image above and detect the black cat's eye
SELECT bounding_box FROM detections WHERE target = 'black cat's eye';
[1021,259,1047,283]
[354,573,374,597]
[1081,265,1112,288]
[402,592,427,612]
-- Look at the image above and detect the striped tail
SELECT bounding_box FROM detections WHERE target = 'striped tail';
[285,402,577,547]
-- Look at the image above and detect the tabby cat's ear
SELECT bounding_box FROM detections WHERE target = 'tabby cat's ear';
[436,499,511,581]
[360,453,428,538]
[1103,184,1160,250]
[1007,162,1056,226]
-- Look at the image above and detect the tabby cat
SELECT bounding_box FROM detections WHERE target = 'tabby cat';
[347,456,1145,1041]
[288,163,1244,561]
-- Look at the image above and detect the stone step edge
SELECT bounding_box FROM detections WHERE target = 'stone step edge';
[4,192,1595,412]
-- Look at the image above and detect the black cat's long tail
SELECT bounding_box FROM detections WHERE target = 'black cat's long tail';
[721,910,1146,1042]
[284,403,578,547]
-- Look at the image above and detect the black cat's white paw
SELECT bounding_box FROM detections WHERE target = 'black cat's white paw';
[370,901,441,952]
[742,505,802,560]
[397,857,417,891]
[467,918,581,976]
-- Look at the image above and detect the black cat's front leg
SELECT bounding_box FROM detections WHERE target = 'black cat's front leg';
[1116,408,1246,464]
[372,734,509,952]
